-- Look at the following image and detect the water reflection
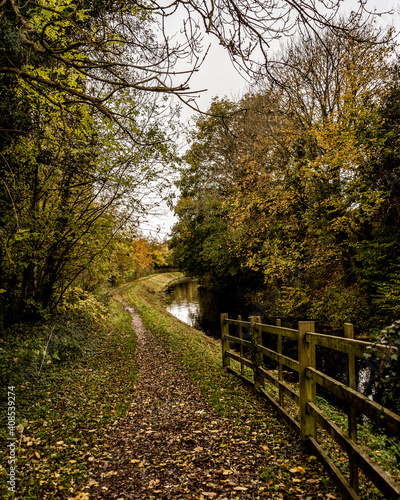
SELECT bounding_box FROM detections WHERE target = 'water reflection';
[164,278,254,337]
[164,278,201,328]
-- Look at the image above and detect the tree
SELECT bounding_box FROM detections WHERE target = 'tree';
[170,92,287,291]
[235,23,400,328]
[0,0,197,121]
[171,18,400,330]
[0,64,176,327]
[0,0,184,328]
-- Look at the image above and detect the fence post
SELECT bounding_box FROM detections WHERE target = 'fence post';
[345,322,359,494]
[276,318,284,407]
[221,313,230,368]
[238,315,244,376]
[298,320,316,445]
[250,316,262,389]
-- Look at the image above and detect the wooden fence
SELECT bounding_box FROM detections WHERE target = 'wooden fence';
[221,314,400,500]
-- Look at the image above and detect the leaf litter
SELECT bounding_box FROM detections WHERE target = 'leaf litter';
[83,295,338,499]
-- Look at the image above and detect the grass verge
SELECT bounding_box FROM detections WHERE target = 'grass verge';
[0,298,137,499]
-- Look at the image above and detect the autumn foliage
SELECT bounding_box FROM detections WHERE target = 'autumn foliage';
[170,22,400,333]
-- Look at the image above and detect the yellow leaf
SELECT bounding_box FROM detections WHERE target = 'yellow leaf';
[67,493,90,500]
[35,452,40,459]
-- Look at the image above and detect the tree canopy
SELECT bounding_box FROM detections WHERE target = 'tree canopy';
[170,19,400,332]
[0,0,384,118]
[0,0,180,327]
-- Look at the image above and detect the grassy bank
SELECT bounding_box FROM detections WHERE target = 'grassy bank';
[3,272,396,499]
[0,298,138,499]
[122,272,341,498]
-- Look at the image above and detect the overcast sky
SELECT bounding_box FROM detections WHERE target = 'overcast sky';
[141,0,399,240]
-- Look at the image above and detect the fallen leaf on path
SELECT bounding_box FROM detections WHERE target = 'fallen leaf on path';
[67,492,90,500]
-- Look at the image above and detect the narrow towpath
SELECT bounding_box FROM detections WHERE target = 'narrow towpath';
[85,294,331,499]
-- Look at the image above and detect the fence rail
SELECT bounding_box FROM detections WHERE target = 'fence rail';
[221,314,400,500]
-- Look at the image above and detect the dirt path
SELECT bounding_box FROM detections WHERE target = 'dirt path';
[85,294,328,499]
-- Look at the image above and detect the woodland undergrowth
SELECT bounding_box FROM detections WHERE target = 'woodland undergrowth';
[0,293,137,499]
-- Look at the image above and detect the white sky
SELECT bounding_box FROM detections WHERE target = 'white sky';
[141,0,400,240]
